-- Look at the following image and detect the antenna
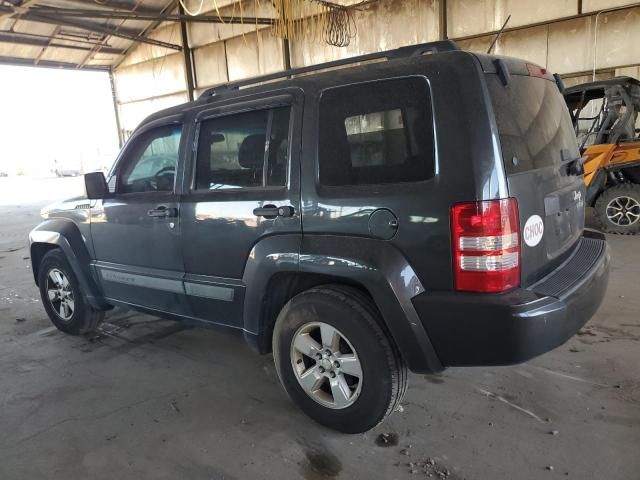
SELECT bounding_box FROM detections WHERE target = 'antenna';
[487,14,511,54]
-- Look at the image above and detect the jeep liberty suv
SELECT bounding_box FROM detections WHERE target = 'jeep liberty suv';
[30,40,610,433]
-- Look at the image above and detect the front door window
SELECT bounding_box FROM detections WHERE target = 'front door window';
[118,125,182,194]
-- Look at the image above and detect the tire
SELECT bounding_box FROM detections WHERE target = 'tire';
[594,183,640,234]
[621,166,640,184]
[272,285,407,433]
[38,249,104,335]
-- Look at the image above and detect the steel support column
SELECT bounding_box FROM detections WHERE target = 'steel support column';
[109,70,124,147]
[178,3,195,102]
[439,0,447,40]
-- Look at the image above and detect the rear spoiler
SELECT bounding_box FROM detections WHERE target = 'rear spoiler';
[474,53,564,92]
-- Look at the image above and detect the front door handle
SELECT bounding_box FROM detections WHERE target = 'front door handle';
[147,205,178,218]
[253,205,295,219]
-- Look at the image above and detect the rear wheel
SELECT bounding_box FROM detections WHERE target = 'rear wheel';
[272,285,407,433]
[38,249,104,335]
[594,184,640,234]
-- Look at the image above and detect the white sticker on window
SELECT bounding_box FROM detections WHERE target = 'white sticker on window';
[523,215,544,247]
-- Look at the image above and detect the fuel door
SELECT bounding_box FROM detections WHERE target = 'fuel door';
[368,208,399,240]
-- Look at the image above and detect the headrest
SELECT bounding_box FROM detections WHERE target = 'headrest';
[238,134,266,169]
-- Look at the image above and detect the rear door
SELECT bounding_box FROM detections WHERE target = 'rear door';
[180,92,301,327]
[485,68,586,286]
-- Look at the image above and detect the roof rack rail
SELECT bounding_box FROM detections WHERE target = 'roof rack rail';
[199,39,459,100]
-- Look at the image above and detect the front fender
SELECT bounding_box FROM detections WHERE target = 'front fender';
[29,219,107,310]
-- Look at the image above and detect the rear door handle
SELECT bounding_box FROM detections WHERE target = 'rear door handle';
[253,205,295,219]
[147,205,178,218]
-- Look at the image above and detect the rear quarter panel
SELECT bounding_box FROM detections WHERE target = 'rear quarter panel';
[300,51,506,292]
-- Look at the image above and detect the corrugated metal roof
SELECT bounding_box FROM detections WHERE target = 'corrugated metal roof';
[0,0,369,70]
[0,0,187,70]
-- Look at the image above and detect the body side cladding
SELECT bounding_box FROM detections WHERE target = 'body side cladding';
[29,219,109,310]
[243,234,443,374]
[241,234,301,351]
[300,236,443,374]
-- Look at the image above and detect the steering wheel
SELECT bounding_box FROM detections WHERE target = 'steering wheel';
[149,165,175,191]
[155,165,176,177]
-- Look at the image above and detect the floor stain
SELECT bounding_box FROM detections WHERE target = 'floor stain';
[300,442,342,480]
[375,432,399,447]
[78,319,190,354]
[424,374,445,384]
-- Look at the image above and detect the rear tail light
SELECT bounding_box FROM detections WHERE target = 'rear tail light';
[451,198,520,293]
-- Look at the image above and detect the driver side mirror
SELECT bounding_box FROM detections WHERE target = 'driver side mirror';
[84,172,111,199]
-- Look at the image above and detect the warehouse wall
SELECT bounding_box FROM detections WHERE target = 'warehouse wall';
[113,0,640,140]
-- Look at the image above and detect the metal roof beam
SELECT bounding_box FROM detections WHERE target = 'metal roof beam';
[16,11,183,50]
[0,54,110,70]
[30,6,276,25]
[111,0,175,70]
[39,0,165,15]
[0,30,125,54]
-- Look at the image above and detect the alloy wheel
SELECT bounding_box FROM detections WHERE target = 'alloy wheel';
[46,268,75,321]
[290,321,363,409]
[606,196,640,227]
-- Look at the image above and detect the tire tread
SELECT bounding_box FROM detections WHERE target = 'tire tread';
[38,249,104,335]
[594,183,640,235]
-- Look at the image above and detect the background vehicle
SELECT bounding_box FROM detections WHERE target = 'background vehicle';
[564,77,640,234]
[53,159,82,177]
[29,41,609,433]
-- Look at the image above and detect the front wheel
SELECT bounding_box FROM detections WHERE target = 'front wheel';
[38,249,104,335]
[272,285,407,433]
[594,183,640,234]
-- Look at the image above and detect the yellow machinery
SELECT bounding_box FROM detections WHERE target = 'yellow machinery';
[565,77,640,234]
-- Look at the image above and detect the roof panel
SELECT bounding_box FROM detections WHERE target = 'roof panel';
[0,41,43,58]
[12,18,57,35]
[39,45,88,63]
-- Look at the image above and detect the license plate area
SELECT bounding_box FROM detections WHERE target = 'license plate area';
[544,185,585,259]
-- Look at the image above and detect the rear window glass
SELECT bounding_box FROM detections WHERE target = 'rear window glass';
[195,107,290,190]
[318,77,435,187]
[488,75,580,174]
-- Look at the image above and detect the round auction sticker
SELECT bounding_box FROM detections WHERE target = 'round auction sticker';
[523,215,544,247]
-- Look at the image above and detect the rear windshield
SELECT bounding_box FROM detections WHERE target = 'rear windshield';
[488,75,580,174]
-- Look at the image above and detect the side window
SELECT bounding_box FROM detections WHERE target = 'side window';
[118,125,182,194]
[575,97,605,148]
[195,106,290,190]
[318,77,435,187]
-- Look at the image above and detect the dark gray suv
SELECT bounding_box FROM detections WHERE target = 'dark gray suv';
[30,40,610,433]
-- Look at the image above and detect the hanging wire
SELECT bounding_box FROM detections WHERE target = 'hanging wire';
[179,0,205,16]
[182,0,357,48]
[322,3,356,47]
[270,0,356,47]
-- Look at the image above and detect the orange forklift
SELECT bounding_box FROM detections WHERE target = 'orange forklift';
[564,77,640,234]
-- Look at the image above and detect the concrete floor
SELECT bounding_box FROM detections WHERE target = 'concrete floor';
[1,178,639,480]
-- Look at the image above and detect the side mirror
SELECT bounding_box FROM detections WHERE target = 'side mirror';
[84,172,110,199]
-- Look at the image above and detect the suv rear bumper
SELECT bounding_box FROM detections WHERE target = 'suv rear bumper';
[413,230,610,367]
